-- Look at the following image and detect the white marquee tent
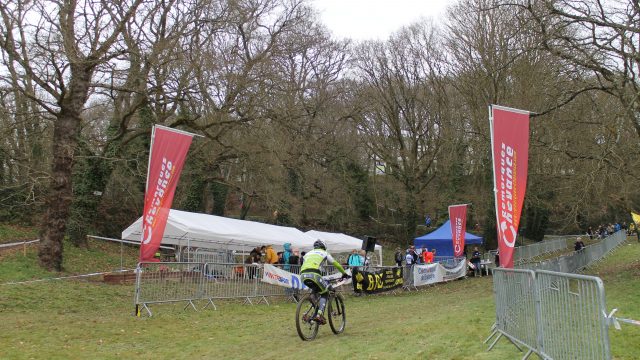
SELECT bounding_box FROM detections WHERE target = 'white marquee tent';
[121,209,316,252]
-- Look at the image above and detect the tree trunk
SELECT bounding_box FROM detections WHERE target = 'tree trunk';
[38,65,90,271]
[38,108,82,271]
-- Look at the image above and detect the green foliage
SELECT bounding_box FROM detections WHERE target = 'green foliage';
[343,161,374,221]
[523,203,550,242]
[181,176,205,212]
[286,168,301,196]
[483,200,498,250]
[211,181,229,216]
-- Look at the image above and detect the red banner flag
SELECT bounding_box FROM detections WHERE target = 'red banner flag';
[449,204,468,257]
[490,105,530,268]
[139,126,193,262]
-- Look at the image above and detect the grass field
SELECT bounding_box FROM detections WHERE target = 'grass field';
[1,237,639,359]
[0,224,38,245]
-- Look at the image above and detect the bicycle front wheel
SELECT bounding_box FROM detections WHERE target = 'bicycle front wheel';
[295,294,319,341]
[328,293,346,334]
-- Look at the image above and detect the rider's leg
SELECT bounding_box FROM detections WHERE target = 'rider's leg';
[317,292,328,315]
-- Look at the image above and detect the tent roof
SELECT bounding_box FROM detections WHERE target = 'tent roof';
[121,209,316,251]
[305,230,382,253]
[414,220,483,243]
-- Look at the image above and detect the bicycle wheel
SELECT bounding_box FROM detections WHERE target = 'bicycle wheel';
[328,293,346,334]
[295,294,319,341]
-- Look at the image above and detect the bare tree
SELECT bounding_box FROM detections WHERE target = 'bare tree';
[353,22,449,239]
[514,0,640,136]
[0,0,143,270]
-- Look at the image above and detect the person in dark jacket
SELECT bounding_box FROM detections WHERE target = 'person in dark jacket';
[471,247,482,277]
[394,247,403,267]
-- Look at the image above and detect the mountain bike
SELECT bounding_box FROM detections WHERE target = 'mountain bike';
[295,277,347,341]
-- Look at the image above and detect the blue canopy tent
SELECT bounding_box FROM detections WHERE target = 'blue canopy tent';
[414,220,483,257]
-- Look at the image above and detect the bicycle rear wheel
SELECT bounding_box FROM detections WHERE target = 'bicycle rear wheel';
[295,294,319,341]
[328,293,346,334]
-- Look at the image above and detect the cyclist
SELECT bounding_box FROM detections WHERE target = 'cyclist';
[300,239,350,325]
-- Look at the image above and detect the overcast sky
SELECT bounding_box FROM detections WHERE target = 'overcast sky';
[310,0,453,41]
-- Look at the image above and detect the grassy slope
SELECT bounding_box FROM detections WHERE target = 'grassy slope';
[0,236,638,359]
[0,224,38,245]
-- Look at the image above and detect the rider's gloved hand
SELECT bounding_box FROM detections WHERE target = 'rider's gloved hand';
[341,273,351,280]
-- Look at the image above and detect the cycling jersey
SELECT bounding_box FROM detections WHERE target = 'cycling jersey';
[301,249,345,274]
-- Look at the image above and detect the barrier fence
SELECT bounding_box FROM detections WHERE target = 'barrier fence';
[536,271,610,360]
[487,237,569,265]
[490,269,539,357]
[488,268,629,360]
[518,231,627,273]
[133,259,468,316]
[488,232,638,359]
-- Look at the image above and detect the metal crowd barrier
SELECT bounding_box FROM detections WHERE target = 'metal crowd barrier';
[489,266,638,359]
[536,271,610,360]
[518,231,627,273]
[134,257,467,315]
[134,262,206,316]
[513,238,568,264]
[488,269,539,358]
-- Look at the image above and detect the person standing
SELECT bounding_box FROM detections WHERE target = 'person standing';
[405,249,414,266]
[282,243,292,271]
[425,214,432,228]
[289,248,300,273]
[265,244,278,264]
[348,249,364,267]
[409,246,419,264]
[471,247,482,277]
[394,247,403,267]
[422,248,432,263]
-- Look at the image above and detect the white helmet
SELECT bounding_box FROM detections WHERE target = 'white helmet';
[313,239,327,250]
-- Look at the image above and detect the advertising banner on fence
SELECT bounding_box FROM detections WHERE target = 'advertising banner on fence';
[139,126,194,262]
[352,267,403,294]
[262,265,352,290]
[449,204,468,257]
[413,263,445,286]
[262,264,308,290]
[490,105,530,269]
[442,259,467,280]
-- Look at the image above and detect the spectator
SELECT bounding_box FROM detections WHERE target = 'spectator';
[494,250,500,268]
[405,249,414,266]
[250,246,261,260]
[421,249,429,263]
[431,249,437,262]
[265,244,278,264]
[574,237,585,252]
[289,248,300,272]
[348,249,364,267]
[586,227,594,240]
[422,248,433,263]
[471,247,482,277]
[282,243,292,271]
[394,247,404,267]
[259,246,267,263]
[409,246,419,264]
[425,214,432,228]
[300,252,307,265]
[245,253,259,279]
[362,250,370,266]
